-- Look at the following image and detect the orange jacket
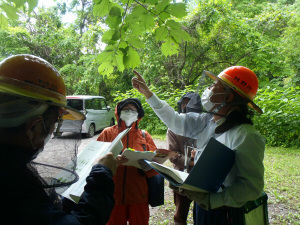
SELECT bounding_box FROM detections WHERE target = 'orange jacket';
[97,104,157,205]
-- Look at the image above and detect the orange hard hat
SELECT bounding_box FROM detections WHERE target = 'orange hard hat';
[0,54,85,120]
[204,66,263,114]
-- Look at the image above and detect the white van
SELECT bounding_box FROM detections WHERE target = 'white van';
[59,95,115,137]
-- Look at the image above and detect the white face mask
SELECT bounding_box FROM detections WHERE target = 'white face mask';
[201,88,226,113]
[120,110,138,127]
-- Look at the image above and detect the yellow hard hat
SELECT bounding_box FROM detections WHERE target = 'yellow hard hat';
[0,54,85,121]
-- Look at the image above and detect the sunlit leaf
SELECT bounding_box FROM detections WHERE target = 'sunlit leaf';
[101,29,115,43]
[166,20,181,30]
[170,28,191,42]
[105,15,122,28]
[1,3,19,20]
[161,36,179,56]
[93,0,110,17]
[156,0,171,12]
[27,0,38,13]
[0,13,9,29]
[123,47,141,68]
[140,13,155,30]
[97,51,114,63]
[127,36,145,48]
[114,49,125,71]
[164,3,187,18]
[154,26,168,42]
[119,40,128,49]
[98,62,114,75]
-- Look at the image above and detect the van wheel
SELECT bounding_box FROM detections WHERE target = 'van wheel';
[110,118,115,126]
[86,124,95,138]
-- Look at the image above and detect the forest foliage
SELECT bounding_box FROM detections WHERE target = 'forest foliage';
[0,0,299,148]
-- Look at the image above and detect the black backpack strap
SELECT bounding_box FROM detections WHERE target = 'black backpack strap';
[141,130,146,151]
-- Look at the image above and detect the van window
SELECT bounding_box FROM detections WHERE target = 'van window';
[100,99,107,110]
[85,99,93,109]
[93,98,101,110]
[67,99,83,110]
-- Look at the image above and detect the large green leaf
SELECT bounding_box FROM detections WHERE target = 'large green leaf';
[1,3,19,20]
[102,29,115,43]
[123,47,141,68]
[0,13,9,29]
[114,49,125,71]
[93,0,111,17]
[119,40,128,49]
[127,36,145,49]
[98,61,114,75]
[105,15,122,28]
[140,13,155,30]
[97,51,114,63]
[170,28,191,42]
[156,0,171,13]
[164,3,187,18]
[166,20,181,30]
[109,6,121,17]
[161,36,179,56]
[27,0,38,13]
[132,5,148,17]
[154,26,168,42]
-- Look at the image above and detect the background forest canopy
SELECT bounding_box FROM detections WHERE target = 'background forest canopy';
[0,0,299,148]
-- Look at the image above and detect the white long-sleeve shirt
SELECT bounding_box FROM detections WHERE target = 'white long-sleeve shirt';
[147,93,265,209]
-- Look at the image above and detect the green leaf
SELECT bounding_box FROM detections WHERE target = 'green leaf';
[105,15,122,28]
[93,0,110,17]
[156,0,171,12]
[161,36,179,56]
[123,47,141,68]
[154,26,168,42]
[120,0,133,4]
[132,5,148,17]
[1,3,19,20]
[145,0,159,4]
[164,3,187,18]
[158,12,170,22]
[119,40,128,49]
[166,20,181,30]
[27,0,38,13]
[0,13,9,29]
[140,13,155,30]
[114,49,125,71]
[112,30,120,41]
[170,28,191,42]
[98,62,114,75]
[127,36,145,48]
[109,6,121,17]
[101,29,115,43]
[97,51,114,63]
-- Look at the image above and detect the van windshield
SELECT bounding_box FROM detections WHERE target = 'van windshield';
[67,99,83,110]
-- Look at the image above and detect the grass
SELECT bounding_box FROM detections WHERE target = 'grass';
[264,146,300,224]
[149,144,300,225]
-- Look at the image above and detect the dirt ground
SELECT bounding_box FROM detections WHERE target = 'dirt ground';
[41,132,284,224]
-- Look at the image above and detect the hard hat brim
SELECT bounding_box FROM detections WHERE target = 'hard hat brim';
[204,71,263,114]
[0,91,85,121]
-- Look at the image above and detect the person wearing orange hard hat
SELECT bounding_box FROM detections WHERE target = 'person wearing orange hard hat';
[0,54,117,225]
[132,66,266,225]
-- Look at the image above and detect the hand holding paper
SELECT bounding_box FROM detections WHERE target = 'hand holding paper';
[94,153,118,175]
